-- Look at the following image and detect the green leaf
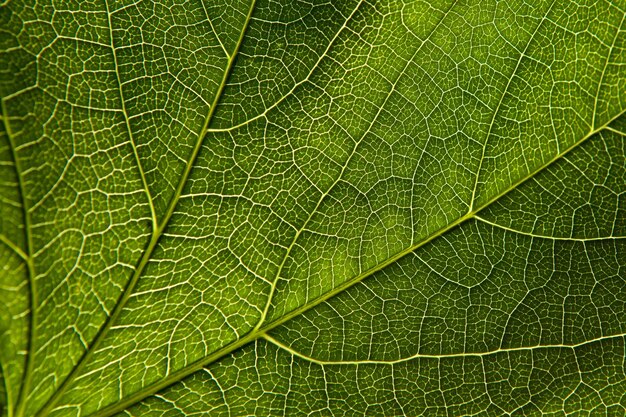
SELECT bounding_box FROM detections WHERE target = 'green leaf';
[1,0,625,416]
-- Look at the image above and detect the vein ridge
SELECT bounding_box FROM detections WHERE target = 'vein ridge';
[262,332,626,366]
[474,215,626,242]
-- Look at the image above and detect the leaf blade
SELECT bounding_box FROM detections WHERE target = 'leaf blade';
[0,0,624,416]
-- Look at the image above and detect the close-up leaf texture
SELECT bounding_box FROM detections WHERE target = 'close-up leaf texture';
[1,0,625,416]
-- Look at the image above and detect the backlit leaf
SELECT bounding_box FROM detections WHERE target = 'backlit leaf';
[1,0,625,416]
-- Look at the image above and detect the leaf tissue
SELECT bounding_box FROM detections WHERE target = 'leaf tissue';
[1,0,625,416]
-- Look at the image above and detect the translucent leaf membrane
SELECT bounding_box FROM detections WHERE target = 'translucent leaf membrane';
[0,0,624,416]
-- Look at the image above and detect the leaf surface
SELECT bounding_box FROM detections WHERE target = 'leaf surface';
[0,0,625,416]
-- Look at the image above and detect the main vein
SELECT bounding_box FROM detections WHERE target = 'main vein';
[1,100,37,417]
[33,2,257,416]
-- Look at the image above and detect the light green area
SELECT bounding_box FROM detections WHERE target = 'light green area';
[0,0,624,416]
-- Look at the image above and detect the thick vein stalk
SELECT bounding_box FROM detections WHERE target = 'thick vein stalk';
[2,100,37,417]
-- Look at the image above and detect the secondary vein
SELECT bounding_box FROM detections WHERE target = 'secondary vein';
[468,0,557,212]
[263,332,626,366]
[33,1,258,416]
[251,0,459,335]
[104,0,158,231]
